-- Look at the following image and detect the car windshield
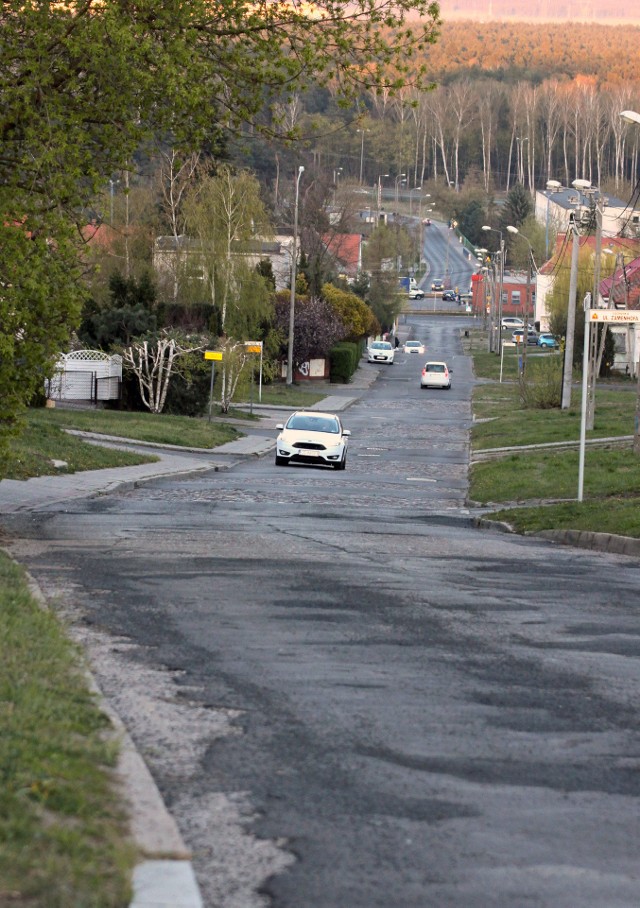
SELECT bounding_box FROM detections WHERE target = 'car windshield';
[287,415,339,434]
[371,342,391,349]
[406,341,421,347]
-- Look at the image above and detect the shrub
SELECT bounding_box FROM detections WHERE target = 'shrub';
[330,342,359,383]
[518,357,562,409]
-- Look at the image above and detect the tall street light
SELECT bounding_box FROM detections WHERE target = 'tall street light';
[482,225,504,356]
[286,165,304,386]
[620,109,640,454]
[394,173,406,205]
[357,129,368,184]
[561,178,592,410]
[507,225,536,376]
[376,173,389,221]
[544,179,563,258]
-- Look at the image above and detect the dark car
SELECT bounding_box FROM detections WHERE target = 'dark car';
[512,329,539,346]
[442,290,457,301]
[431,278,444,292]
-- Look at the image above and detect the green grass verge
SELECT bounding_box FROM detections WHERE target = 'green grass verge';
[467,332,640,537]
[471,446,640,509]
[472,385,635,449]
[0,552,136,906]
[5,414,160,481]
[249,384,326,407]
[30,407,241,448]
[486,494,640,536]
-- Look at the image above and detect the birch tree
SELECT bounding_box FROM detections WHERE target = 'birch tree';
[123,330,204,414]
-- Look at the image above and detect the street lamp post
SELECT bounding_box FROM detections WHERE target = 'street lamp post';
[544,179,562,259]
[507,225,536,376]
[394,173,406,205]
[376,173,389,221]
[357,129,368,184]
[620,109,640,454]
[286,165,304,386]
[482,226,504,356]
[561,178,592,410]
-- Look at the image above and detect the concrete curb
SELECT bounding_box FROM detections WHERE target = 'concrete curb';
[472,516,640,558]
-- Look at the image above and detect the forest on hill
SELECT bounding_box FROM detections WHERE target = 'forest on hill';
[229,18,640,208]
[424,20,640,84]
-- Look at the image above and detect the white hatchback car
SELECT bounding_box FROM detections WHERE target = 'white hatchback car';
[275,411,350,470]
[420,361,452,389]
[403,340,425,354]
[367,340,395,364]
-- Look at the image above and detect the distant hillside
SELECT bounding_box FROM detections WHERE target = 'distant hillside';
[440,0,639,24]
[422,20,640,83]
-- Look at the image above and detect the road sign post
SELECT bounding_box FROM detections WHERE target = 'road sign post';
[244,342,263,409]
[204,350,223,422]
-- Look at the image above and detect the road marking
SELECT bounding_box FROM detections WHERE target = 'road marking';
[358,453,381,457]
[406,477,436,482]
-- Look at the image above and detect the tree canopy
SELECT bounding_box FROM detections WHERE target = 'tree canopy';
[0,0,440,458]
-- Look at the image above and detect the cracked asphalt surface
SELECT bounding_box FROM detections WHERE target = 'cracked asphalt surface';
[4,314,640,907]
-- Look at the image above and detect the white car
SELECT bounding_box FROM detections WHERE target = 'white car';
[420,361,452,389]
[275,411,350,470]
[408,287,425,299]
[367,340,395,364]
[403,340,425,354]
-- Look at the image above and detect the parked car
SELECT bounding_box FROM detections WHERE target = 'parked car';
[275,411,350,470]
[408,287,425,299]
[403,340,425,354]
[537,333,559,348]
[367,340,395,364]
[512,329,539,346]
[420,361,452,389]
[431,278,444,292]
[441,290,458,302]
[501,316,524,330]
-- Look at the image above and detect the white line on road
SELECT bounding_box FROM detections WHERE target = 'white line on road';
[406,477,437,482]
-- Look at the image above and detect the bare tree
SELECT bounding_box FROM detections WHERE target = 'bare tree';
[123,330,204,414]
[539,80,563,184]
[449,80,476,191]
[155,149,202,301]
[427,87,452,188]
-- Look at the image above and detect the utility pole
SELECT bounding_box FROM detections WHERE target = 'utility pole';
[561,219,581,410]
[286,165,304,385]
[586,194,603,429]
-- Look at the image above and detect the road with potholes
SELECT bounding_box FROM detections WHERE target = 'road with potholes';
[5,314,640,908]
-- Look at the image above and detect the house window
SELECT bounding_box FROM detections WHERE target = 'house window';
[511,290,521,307]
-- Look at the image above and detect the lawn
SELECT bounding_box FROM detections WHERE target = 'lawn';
[472,385,635,449]
[467,330,640,539]
[0,552,136,907]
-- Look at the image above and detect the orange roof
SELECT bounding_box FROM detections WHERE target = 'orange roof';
[323,233,362,273]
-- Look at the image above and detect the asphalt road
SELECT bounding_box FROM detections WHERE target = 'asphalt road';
[5,316,640,908]
[419,220,476,294]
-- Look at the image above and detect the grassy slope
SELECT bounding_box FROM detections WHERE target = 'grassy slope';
[0,553,136,906]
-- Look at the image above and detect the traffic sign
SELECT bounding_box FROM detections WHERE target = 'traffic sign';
[204,350,223,361]
[244,343,262,353]
[588,310,640,323]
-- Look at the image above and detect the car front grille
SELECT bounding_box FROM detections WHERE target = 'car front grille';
[294,442,325,451]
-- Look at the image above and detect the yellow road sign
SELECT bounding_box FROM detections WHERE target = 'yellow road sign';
[245,345,262,353]
[204,350,223,361]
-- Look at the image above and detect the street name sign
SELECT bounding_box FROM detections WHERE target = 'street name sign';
[588,310,640,323]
